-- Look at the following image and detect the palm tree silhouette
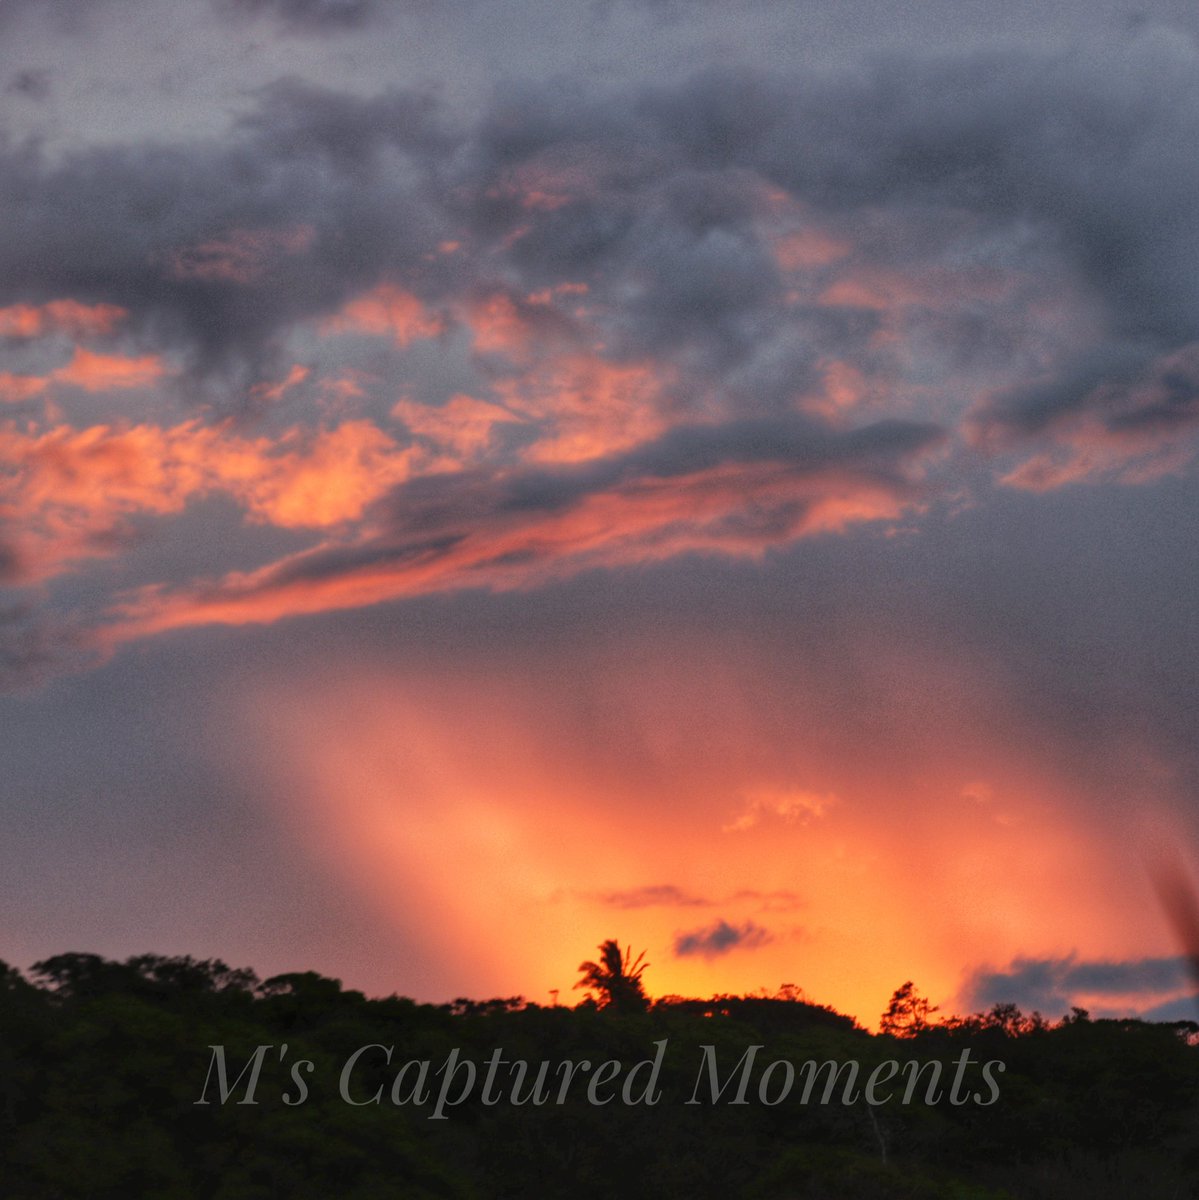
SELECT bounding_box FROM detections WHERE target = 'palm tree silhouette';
[575,939,649,1013]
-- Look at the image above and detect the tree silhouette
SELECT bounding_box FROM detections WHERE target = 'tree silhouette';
[575,939,649,1013]
[879,980,938,1036]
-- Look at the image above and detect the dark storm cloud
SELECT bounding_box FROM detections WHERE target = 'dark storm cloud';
[431,36,1199,435]
[686,35,1199,460]
[0,83,453,388]
[239,78,458,164]
[960,954,1192,1017]
[674,919,772,958]
[447,84,810,388]
[971,346,1151,440]
[6,35,1199,430]
[973,343,1199,460]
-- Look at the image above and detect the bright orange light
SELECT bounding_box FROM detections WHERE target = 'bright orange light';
[219,647,1177,1025]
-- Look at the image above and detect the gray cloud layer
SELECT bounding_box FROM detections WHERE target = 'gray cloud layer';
[4,36,1198,413]
[961,954,1194,1018]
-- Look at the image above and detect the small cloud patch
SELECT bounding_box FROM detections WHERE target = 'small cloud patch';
[674,919,772,959]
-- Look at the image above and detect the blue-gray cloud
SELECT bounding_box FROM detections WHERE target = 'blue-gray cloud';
[960,954,1194,1018]
[674,919,773,958]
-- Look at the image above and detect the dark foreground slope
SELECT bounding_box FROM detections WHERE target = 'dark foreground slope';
[2,955,1198,1199]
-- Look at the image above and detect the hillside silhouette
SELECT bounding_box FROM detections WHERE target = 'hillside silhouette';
[2,947,1198,1198]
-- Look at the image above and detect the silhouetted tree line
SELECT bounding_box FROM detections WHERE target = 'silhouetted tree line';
[2,947,1199,1199]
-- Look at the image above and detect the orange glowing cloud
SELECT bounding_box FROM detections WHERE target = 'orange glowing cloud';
[465,290,578,359]
[458,284,669,462]
[392,393,523,459]
[51,348,168,393]
[0,422,210,580]
[103,438,931,641]
[0,350,169,404]
[0,372,49,403]
[235,420,415,528]
[0,299,127,339]
[998,433,1194,492]
[468,293,527,355]
[250,364,310,406]
[0,417,419,581]
[771,228,851,272]
[322,283,444,345]
[804,359,873,419]
[819,264,1014,312]
[494,353,670,463]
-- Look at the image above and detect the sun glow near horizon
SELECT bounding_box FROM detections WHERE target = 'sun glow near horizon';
[216,657,1181,1028]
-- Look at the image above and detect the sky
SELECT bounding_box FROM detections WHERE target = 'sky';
[3,0,1199,1027]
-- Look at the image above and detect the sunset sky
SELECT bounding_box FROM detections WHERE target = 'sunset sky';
[4,0,1199,1027]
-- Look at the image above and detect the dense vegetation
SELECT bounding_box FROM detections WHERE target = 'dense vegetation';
[2,949,1199,1198]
